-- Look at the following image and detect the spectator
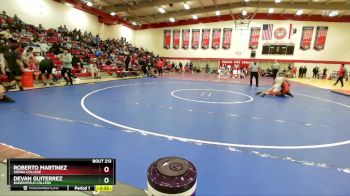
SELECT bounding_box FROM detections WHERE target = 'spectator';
[71,55,81,68]
[0,29,11,39]
[291,66,297,78]
[28,55,40,81]
[312,66,319,78]
[205,63,210,73]
[58,48,73,85]
[88,62,100,79]
[38,24,44,32]
[0,45,7,77]
[125,55,130,71]
[140,58,147,75]
[39,39,49,56]
[323,67,328,79]
[50,42,61,55]
[303,66,307,78]
[179,62,183,73]
[4,44,24,91]
[189,61,193,73]
[38,56,55,86]
[334,64,348,87]
[93,34,100,47]
[170,62,175,71]
[156,58,164,76]
[22,46,34,66]
[298,66,302,78]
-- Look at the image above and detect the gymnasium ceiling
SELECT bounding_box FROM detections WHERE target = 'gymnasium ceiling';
[62,0,350,27]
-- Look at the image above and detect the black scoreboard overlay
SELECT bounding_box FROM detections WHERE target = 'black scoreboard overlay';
[7,158,115,191]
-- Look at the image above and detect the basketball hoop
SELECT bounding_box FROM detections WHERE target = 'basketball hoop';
[232,14,252,31]
[234,19,250,31]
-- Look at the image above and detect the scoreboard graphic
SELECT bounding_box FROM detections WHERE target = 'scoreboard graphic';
[7,158,116,191]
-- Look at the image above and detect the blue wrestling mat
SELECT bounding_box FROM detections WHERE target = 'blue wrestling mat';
[0,78,350,195]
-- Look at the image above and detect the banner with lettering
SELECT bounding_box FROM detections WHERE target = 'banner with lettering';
[222,28,232,49]
[220,60,251,69]
[300,26,314,50]
[191,29,200,49]
[173,29,180,49]
[212,28,221,49]
[240,60,253,69]
[182,29,190,49]
[201,29,210,50]
[163,30,171,49]
[314,26,328,51]
[249,27,261,49]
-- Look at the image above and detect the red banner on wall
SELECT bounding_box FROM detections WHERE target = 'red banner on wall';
[192,29,200,49]
[173,30,180,49]
[249,27,261,49]
[163,30,171,49]
[300,26,314,50]
[201,29,210,50]
[212,28,221,49]
[314,26,328,51]
[222,28,232,49]
[182,29,190,50]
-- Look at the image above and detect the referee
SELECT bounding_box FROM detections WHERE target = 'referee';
[249,61,260,87]
[271,60,280,79]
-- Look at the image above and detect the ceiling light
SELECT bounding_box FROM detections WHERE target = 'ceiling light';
[64,3,73,7]
[275,0,281,3]
[87,2,92,7]
[215,11,220,16]
[132,21,137,25]
[244,0,250,2]
[329,10,338,17]
[159,7,166,14]
[192,15,198,19]
[296,9,303,15]
[110,12,116,16]
[184,3,190,10]
[242,9,247,16]
[268,8,274,14]
[169,17,175,22]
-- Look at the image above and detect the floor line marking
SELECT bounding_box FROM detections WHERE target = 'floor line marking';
[171,89,253,104]
[81,82,350,150]
[11,108,350,174]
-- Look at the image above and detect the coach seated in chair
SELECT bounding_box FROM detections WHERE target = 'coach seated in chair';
[264,68,272,77]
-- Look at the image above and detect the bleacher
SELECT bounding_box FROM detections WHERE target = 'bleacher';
[0,12,151,84]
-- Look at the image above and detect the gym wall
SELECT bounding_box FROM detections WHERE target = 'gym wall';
[0,0,135,43]
[134,20,350,63]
